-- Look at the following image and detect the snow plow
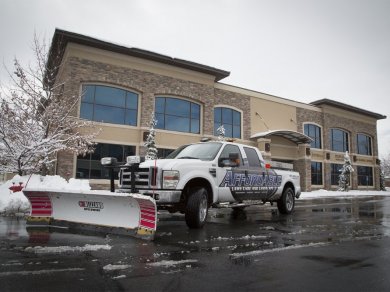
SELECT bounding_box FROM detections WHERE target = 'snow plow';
[22,157,157,240]
[23,189,156,240]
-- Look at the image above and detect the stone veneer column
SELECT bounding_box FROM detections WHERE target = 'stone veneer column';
[256,138,272,162]
[293,144,311,192]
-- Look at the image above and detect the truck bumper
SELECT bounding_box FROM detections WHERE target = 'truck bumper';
[139,190,182,204]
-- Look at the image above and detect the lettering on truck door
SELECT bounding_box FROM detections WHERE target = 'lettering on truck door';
[218,146,282,201]
[216,144,243,202]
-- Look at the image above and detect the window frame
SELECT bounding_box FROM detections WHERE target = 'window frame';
[330,163,344,185]
[303,123,322,149]
[155,96,201,134]
[76,142,136,179]
[80,84,139,127]
[357,166,373,187]
[214,106,242,139]
[330,128,349,153]
[311,161,323,186]
[356,133,372,156]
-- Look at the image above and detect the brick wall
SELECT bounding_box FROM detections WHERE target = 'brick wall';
[296,107,380,190]
[56,56,252,179]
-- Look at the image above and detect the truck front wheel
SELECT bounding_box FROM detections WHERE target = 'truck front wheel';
[277,187,295,214]
[185,187,208,228]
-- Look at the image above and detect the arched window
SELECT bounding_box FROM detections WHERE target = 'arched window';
[304,123,322,149]
[214,107,241,139]
[155,97,200,134]
[330,129,349,152]
[357,134,372,156]
[80,85,138,126]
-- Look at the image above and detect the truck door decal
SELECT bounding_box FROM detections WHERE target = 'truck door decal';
[219,169,282,201]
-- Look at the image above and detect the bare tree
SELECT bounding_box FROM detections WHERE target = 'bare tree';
[381,153,390,178]
[0,33,99,175]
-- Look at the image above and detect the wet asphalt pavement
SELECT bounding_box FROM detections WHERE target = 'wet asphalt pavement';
[1,195,390,292]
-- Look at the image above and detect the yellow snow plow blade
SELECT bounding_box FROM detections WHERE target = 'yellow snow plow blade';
[23,189,157,240]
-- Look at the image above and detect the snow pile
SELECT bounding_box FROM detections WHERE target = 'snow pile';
[147,259,198,267]
[300,189,390,199]
[0,175,91,215]
[103,264,132,271]
[24,244,112,254]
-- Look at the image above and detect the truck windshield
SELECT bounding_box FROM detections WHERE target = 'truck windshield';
[166,142,222,161]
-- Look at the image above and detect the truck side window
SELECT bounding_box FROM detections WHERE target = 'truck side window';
[219,145,242,167]
[243,147,262,168]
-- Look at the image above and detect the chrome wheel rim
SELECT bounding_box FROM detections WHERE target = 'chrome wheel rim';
[286,190,294,211]
[199,194,208,222]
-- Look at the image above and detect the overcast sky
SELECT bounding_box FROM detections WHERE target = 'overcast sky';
[1,0,389,156]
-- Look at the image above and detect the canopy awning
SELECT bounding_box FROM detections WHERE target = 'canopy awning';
[250,130,312,145]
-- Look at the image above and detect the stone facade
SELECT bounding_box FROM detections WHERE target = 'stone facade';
[51,30,384,192]
[56,56,251,179]
[296,107,381,191]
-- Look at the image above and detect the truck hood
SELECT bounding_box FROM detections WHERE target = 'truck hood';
[140,159,208,170]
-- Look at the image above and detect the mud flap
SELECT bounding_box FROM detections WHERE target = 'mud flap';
[23,189,157,240]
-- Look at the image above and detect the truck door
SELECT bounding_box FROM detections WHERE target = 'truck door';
[216,144,244,202]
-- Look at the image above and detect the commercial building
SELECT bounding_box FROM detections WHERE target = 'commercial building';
[50,29,386,191]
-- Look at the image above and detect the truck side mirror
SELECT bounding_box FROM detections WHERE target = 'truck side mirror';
[101,157,118,167]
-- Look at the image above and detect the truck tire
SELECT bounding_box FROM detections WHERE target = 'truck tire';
[277,187,295,214]
[185,187,208,228]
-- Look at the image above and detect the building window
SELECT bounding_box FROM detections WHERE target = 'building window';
[76,143,135,179]
[311,162,323,185]
[357,134,372,156]
[214,107,241,139]
[157,148,175,158]
[357,166,373,186]
[155,97,200,134]
[331,163,343,185]
[80,85,138,126]
[304,124,321,149]
[330,129,349,152]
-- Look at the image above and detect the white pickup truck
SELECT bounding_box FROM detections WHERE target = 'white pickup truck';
[118,141,301,228]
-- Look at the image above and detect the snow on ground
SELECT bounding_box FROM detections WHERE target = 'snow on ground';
[24,244,112,254]
[147,259,198,267]
[103,264,132,271]
[300,189,390,199]
[0,175,389,215]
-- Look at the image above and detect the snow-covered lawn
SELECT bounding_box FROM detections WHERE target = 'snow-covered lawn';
[1,175,389,215]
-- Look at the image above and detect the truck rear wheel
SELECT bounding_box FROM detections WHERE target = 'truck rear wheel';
[185,187,208,228]
[277,187,295,214]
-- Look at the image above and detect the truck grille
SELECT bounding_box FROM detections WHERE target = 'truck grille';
[119,166,158,191]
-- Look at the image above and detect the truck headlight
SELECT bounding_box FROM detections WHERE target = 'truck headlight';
[163,170,180,189]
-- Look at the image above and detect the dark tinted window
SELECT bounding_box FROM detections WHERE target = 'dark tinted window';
[330,129,349,152]
[214,107,241,139]
[311,162,323,185]
[357,166,373,186]
[331,163,343,185]
[219,144,243,166]
[357,134,372,156]
[304,124,321,149]
[155,97,200,134]
[80,85,138,126]
[244,147,262,167]
[76,143,135,179]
